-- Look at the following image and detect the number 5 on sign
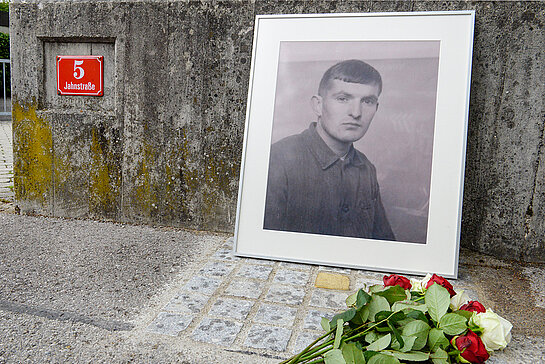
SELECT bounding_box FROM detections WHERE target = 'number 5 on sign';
[73,60,85,79]
[56,55,104,96]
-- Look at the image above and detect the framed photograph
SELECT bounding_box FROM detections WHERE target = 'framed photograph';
[234,11,475,278]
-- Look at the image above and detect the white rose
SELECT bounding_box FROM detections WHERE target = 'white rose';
[410,273,432,293]
[450,290,470,310]
[470,309,513,351]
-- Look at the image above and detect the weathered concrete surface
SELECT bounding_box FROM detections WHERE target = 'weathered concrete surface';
[9,1,545,261]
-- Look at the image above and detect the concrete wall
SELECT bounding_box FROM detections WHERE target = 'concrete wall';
[10,0,545,262]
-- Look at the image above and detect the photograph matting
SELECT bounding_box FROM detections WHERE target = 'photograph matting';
[234,11,475,278]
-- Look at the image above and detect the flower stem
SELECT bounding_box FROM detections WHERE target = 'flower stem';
[299,344,335,361]
[304,358,325,364]
[283,312,396,363]
[280,327,335,364]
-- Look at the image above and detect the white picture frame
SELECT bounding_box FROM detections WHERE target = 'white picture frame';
[234,11,475,278]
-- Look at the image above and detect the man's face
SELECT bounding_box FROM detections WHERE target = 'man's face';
[313,79,380,150]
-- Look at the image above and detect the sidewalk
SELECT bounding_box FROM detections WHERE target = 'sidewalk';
[0,120,13,204]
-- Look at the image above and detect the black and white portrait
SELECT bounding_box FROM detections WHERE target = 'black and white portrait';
[263,41,440,244]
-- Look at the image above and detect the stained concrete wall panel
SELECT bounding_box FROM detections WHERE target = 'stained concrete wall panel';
[43,112,121,219]
[461,3,545,262]
[161,2,211,228]
[120,3,170,224]
[199,3,254,230]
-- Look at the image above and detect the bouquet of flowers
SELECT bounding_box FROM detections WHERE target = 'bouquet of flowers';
[281,273,512,364]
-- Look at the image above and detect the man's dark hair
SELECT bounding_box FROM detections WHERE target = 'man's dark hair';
[318,59,382,96]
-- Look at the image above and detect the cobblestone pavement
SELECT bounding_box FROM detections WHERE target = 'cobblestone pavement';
[0,120,13,203]
[142,237,483,358]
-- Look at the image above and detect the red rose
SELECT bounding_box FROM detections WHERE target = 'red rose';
[383,274,412,290]
[460,301,486,314]
[425,274,456,297]
[454,330,490,364]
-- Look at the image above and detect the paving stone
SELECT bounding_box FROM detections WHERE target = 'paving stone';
[237,264,273,280]
[243,257,276,266]
[253,303,297,326]
[279,261,313,270]
[212,247,240,261]
[309,289,348,310]
[354,275,383,290]
[224,278,264,299]
[523,267,545,308]
[303,309,335,330]
[244,324,292,351]
[198,261,236,277]
[208,297,254,320]
[182,275,222,295]
[265,284,306,305]
[192,317,243,346]
[292,330,325,354]
[163,292,209,314]
[146,312,193,336]
[273,269,310,286]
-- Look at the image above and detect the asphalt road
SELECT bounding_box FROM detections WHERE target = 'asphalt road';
[0,212,227,362]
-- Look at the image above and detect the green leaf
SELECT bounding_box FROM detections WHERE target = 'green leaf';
[399,336,416,352]
[357,289,372,309]
[438,313,468,335]
[430,348,449,364]
[392,300,428,313]
[334,319,344,349]
[358,307,370,323]
[321,317,331,332]
[401,320,430,351]
[368,285,385,294]
[364,351,379,362]
[341,342,366,364]
[331,309,356,329]
[454,309,474,321]
[391,335,416,352]
[425,284,450,323]
[346,291,358,307]
[325,348,348,364]
[427,328,450,352]
[389,311,407,324]
[406,310,429,324]
[368,295,391,322]
[367,353,400,364]
[367,333,391,351]
[375,285,408,305]
[388,322,404,349]
[388,351,430,361]
[365,331,380,344]
[375,310,393,323]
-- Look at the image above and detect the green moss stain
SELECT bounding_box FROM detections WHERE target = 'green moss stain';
[12,101,53,205]
[134,141,157,217]
[201,131,241,228]
[89,127,117,216]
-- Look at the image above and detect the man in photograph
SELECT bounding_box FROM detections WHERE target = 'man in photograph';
[263,59,395,240]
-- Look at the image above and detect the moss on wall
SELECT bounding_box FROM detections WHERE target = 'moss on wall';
[89,126,119,217]
[12,101,53,208]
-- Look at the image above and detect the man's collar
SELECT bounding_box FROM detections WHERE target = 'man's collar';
[304,123,365,169]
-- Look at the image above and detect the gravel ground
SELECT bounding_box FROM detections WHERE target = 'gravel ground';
[0,212,242,363]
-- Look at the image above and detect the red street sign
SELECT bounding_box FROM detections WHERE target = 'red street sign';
[56,55,104,96]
